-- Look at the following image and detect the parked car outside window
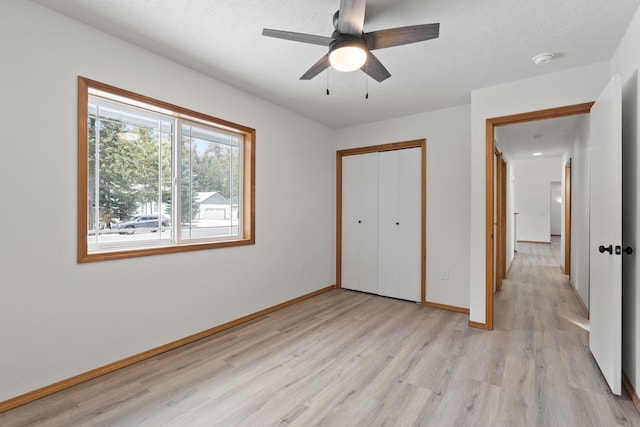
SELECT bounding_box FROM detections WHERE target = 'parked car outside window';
[113,215,170,234]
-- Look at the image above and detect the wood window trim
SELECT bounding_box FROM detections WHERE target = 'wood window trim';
[77,76,255,263]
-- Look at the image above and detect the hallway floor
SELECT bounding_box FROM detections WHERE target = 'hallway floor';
[495,239,639,425]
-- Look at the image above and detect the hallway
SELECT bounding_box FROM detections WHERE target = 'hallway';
[494,239,639,425]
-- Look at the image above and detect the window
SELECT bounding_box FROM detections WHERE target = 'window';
[78,77,255,262]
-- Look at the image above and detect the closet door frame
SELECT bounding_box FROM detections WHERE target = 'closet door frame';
[336,139,427,303]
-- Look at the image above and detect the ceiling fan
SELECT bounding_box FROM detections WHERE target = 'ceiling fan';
[262,0,439,82]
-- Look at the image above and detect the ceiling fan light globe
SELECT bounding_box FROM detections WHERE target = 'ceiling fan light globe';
[329,46,367,72]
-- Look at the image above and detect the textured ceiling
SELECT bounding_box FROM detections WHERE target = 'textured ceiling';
[495,115,587,160]
[32,0,640,128]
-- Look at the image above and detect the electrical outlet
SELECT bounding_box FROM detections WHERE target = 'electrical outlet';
[441,269,449,280]
[298,263,304,275]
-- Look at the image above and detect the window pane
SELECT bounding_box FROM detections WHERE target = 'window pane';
[88,100,172,248]
[180,124,241,240]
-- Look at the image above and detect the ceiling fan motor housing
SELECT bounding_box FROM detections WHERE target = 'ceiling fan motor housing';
[329,32,367,52]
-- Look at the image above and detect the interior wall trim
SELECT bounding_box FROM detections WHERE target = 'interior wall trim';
[564,158,572,276]
[623,370,640,414]
[0,285,337,414]
[423,301,470,314]
[568,279,589,318]
[506,257,516,277]
[468,321,487,330]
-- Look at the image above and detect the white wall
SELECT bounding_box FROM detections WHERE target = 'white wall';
[512,158,563,243]
[550,182,562,235]
[334,105,471,310]
[0,1,335,401]
[469,62,611,324]
[613,4,640,398]
[569,115,591,309]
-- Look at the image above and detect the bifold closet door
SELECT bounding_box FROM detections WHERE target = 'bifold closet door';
[341,152,379,294]
[377,148,421,302]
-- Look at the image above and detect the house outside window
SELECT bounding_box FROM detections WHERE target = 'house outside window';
[78,77,255,262]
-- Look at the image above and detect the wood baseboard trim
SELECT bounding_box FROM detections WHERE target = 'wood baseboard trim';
[568,279,589,318]
[468,321,487,330]
[0,284,337,414]
[423,301,470,314]
[506,257,515,277]
[623,370,640,414]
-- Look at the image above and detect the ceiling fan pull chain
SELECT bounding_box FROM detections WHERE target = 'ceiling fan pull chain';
[365,62,369,99]
[326,68,330,96]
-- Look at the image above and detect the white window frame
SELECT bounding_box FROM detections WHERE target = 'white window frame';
[175,119,244,245]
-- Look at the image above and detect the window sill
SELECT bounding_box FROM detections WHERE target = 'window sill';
[78,237,255,263]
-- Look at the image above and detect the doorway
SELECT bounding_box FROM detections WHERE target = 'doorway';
[484,103,593,330]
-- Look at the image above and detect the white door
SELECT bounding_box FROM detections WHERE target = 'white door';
[341,153,379,294]
[589,74,622,395]
[377,148,421,301]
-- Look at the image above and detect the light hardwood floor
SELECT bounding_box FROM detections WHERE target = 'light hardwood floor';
[3,240,640,426]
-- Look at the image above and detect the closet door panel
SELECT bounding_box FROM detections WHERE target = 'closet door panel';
[378,148,421,301]
[341,153,379,293]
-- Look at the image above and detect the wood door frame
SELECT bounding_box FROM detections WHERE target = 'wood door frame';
[484,103,593,330]
[494,148,506,293]
[565,159,572,276]
[336,139,427,303]
[501,157,508,280]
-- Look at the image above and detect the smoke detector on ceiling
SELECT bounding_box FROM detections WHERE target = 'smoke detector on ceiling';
[532,52,554,65]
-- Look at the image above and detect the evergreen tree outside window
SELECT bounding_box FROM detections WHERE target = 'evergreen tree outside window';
[78,77,255,262]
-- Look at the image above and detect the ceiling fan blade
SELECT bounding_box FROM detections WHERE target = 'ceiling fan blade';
[366,23,440,50]
[262,28,332,46]
[362,52,391,82]
[337,0,367,35]
[300,54,330,80]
